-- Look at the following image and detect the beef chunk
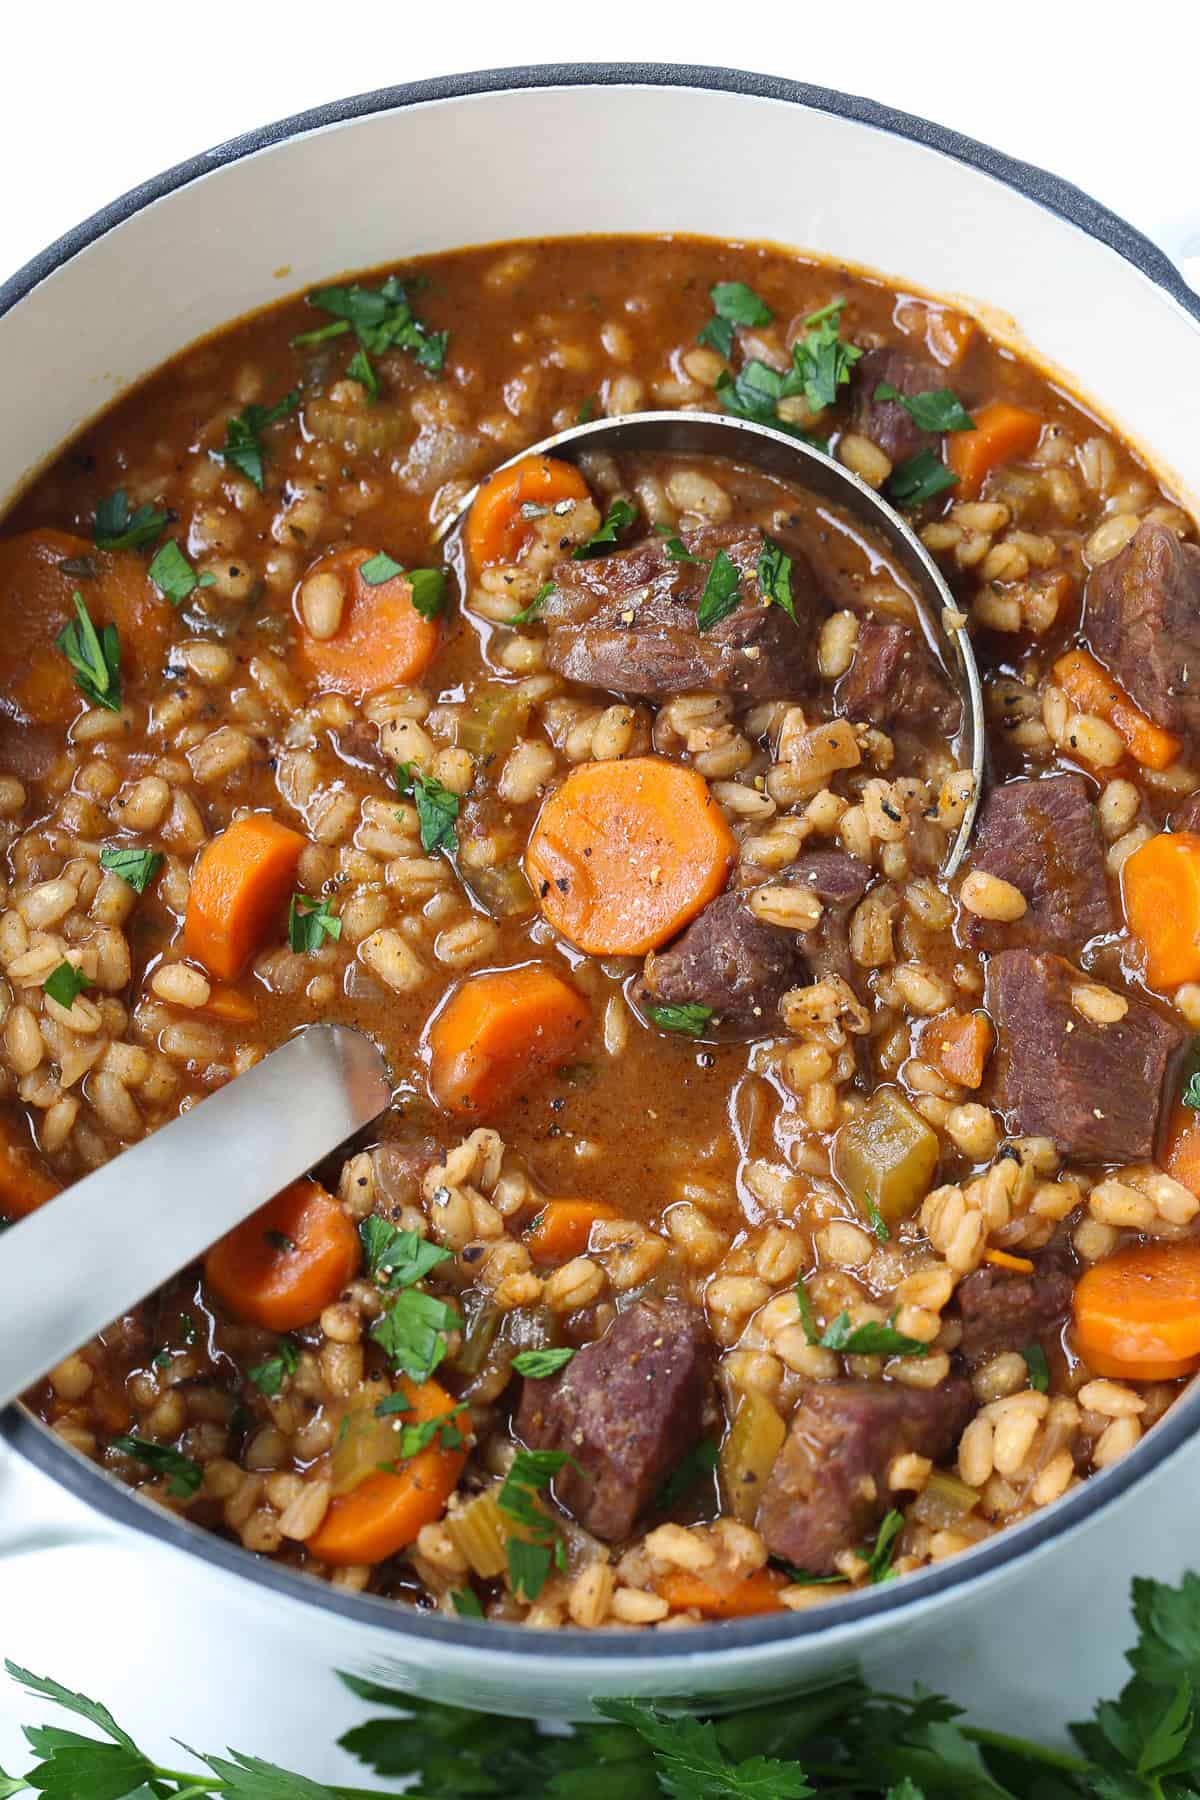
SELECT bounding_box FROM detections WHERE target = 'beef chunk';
[986,948,1185,1161]
[836,616,961,736]
[1170,793,1200,835]
[962,775,1111,955]
[781,849,873,991]
[849,347,945,465]
[333,718,386,775]
[756,1377,972,1574]
[956,1257,1075,1361]
[515,1296,713,1541]
[542,524,824,701]
[1085,522,1200,738]
[631,891,806,1039]
[0,718,58,784]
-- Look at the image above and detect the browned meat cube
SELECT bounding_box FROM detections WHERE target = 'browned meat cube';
[956,1257,1075,1361]
[849,347,946,466]
[836,616,961,736]
[961,774,1111,956]
[1085,522,1200,739]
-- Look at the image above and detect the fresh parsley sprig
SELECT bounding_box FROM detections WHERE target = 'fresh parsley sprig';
[358,552,447,620]
[149,539,215,606]
[497,1448,575,1602]
[57,590,120,712]
[99,844,163,894]
[221,388,300,491]
[287,893,342,954]
[887,449,958,508]
[572,497,637,559]
[697,279,773,359]
[873,380,975,434]
[93,489,168,552]
[109,1434,202,1499]
[396,762,460,855]
[796,1280,927,1358]
[292,274,449,396]
[358,1217,460,1385]
[647,1001,715,1039]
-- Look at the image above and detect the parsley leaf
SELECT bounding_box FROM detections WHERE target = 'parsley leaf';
[647,1001,714,1038]
[506,1537,555,1605]
[395,1403,468,1460]
[371,1289,461,1383]
[43,961,92,1010]
[698,279,773,358]
[249,1339,300,1397]
[221,388,300,491]
[358,550,404,585]
[654,524,706,565]
[1183,1065,1200,1111]
[873,380,975,434]
[347,345,380,401]
[576,394,597,423]
[696,548,742,630]
[512,1346,576,1378]
[864,1195,890,1242]
[396,762,459,855]
[818,1312,928,1359]
[109,1434,202,1499]
[601,1701,814,1800]
[656,1438,719,1512]
[373,1392,413,1418]
[450,1586,484,1618]
[757,534,796,620]
[791,299,863,413]
[572,497,637,559]
[287,892,342,953]
[294,275,448,381]
[510,579,556,625]
[887,450,958,508]
[93,490,168,552]
[4,1663,141,1752]
[57,589,120,711]
[408,569,447,622]
[498,1449,574,1602]
[1021,1342,1050,1393]
[866,1508,905,1583]
[147,538,215,606]
[98,844,162,894]
[358,1217,452,1290]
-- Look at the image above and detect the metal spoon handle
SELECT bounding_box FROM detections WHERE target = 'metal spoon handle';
[0,1024,390,1412]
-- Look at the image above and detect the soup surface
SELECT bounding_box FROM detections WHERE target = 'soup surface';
[3,235,1200,1627]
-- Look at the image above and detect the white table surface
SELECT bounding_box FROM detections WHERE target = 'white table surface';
[2,2,1199,1782]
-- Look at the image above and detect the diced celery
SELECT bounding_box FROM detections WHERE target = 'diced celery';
[445,1486,509,1579]
[458,685,532,760]
[910,1469,981,1529]
[461,860,535,920]
[330,1400,406,1497]
[833,1087,939,1227]
[719,1391,787,1525]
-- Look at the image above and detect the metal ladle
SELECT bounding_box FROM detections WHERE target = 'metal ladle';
[440,411,984,875]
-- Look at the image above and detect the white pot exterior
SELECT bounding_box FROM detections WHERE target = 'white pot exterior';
[2,68,1198,1722]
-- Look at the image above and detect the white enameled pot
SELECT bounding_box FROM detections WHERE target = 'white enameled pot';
[2,65,1199,1724]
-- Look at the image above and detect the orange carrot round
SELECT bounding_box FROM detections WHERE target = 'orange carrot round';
[525,757,736,955]
[204,1178,361,1331]
[1122,831,1200,990]
[293,547,441,699]
[465,455,590,572]
[655,1567,788,1618]
[1073,1240,1200,1381]
[307,1377,467,1565]
[946,401,1042,498]
[1053,648,1182,772]
[525,1199,620,1265]
[426,963,590,1119]
[184,813,307,980]
[0,1113,61,1220]
[0,528,170,722]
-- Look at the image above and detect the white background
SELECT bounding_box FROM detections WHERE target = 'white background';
[2,0,1200,1785]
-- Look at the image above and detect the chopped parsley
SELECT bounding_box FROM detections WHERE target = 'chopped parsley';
[695,548,742,630]
[510,579,556,626]
[656,1438,719,1512]
[221,388,300,491]
[873,380,975,433]
[396,761,460,855]
[110,1435,202,1499]
[358,553,446,620]
[511,1346,576,1378]
[93,490,168,552]
[864,1195,890,1242]
[373,1392,413,1418]
[450,1586,484,1617]
[99,845,162,894]
[697,279,773,359]
[393,1404,468,1461]
[358,1217,452,1291]
[1022,1342,1051,1394]
[148,539,215,606]
[797,1281,926,1357]
[248,1339,300,1397]
[358,550,403,585]
[865,1507,905,1583]
[572,497,637,559]
[43,961,93,1010]
[714,298,859,440]
[653,523,705,565]
[287,892,342,953]
[498,1449,574,1603]
[647,1002,714,1038]
[292,275,449,393]
[1182,1063,1200,1110]
[371,1289,462,1384]
[886,449,958,508]
[757,534,796,620]
[575,394,596,423]
[57,590,120,712]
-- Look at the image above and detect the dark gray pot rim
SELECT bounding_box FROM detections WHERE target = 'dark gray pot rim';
[2,62,1197,1668]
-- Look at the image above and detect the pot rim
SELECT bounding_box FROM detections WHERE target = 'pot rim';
[2,60,1198,1666]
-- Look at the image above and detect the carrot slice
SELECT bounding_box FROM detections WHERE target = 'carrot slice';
[525,757,736,955]
[525,1199,620,1265]
[184,813,307,980]
[921,1011,994,1089]
[197,984,258,1025]
[0,528,171,722]
[465,455,591,573]
[1122,831,1200,990]
[1054,648,1183,772]
[1073,1240,1200,1381]
[204,1177,361,1331]
[946,401,1042,498]
[1164,1100,1200,1197]
[0,1112,61,1220]
[925,310,977,369]
[307,1377,467,1566]
[426,963,590,1119]
[655,1567,788,1619]
[984,1249,1036,1274]
[293,547,441,699]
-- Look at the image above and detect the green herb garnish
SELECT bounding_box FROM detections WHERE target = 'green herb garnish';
[450,1586,484,1618]
[408,568,447,620]
[93,490,168,552]
[498,1449,574,1603]
[346,345,380,401]
[510,579,556,626]
[371,1289,462,1384]
[512,1347,577,1378]
[572,497,637,559]
[43,961,92,1010]
[359,1217,452,1291]
[886,449,958,508]
[287,893,342,954]
[818,1312,928,1359]
[647,1002,715,1038]
[221,388,300,491]
[98,845,162,895]
[698,279,773,358]
[395,1404,469,1461]
[57,590,120,711]
[653,523,706,565]
[1022,1342,1051,1394]
[110,1435,202,1498]
[148,539,215,606]
[757,534,796,620]
[873,380,975,433]
[864,1195,890,1242]
[248,1340,300,1397]
[695,548,742,630]
[292,275,449,390]
[865,1508,905,1583]
[1182,1065,1200,1110]
[396,761,460,855]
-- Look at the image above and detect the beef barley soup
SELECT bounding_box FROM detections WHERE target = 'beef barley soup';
[2,235,1199,1626]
